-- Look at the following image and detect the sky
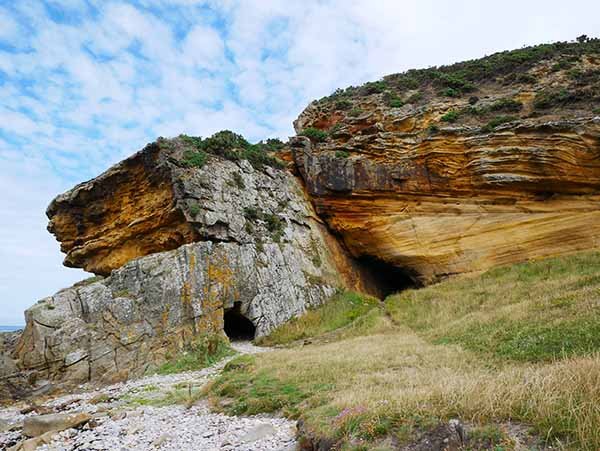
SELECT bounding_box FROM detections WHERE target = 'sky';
[0,0,599,325]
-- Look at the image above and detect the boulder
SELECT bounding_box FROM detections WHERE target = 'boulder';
[22,412,91,437]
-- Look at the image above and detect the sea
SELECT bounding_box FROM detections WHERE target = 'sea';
[0,325,24,332]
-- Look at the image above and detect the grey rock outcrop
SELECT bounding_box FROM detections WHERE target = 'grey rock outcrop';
[3,137,367,399]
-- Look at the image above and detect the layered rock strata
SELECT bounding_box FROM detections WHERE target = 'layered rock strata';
[293,56,600,283]
[3,139,365,398]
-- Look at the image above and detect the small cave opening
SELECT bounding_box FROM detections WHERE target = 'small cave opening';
[357,255,420,299]
[223,303,256,341]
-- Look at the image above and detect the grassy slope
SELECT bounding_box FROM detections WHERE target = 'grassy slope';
[208,252,600,450]
[256,291,381,346]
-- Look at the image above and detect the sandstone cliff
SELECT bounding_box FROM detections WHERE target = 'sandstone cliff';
[292,39,600,283]
[4,135,366,398]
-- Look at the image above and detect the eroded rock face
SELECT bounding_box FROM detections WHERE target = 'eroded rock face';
[293,79,600,283]
[47,143,198,276]
[13,237,339,391]
[4,140,366,398]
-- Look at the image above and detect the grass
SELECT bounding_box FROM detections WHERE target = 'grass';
[125,381,206,408]
[208,251,600,449]
[156,334,233,375]
[256,291,380,346]
[385,251,600,363]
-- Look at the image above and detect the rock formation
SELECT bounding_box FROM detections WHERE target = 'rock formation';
[3,39,600,400]
[3,135,366,398]
[292,39,600,283]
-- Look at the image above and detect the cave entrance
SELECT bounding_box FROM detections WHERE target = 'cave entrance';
[357,255,419,299]
[224,303,256,341]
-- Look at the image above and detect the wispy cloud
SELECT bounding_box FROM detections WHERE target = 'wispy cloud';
[1,0,599,324]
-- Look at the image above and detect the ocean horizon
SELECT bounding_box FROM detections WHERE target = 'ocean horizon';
[0,325,24,332]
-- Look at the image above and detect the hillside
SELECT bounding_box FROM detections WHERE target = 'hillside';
[209,251,600,450]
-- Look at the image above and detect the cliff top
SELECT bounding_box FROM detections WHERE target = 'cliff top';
[296,37,600,138]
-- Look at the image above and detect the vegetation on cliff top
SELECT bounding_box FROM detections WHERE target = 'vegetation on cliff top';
[160,130,286,171]
[208,251,600,450]
[304,37,600,141]
[320,37,600,104]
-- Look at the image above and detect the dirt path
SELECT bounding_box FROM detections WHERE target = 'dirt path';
[0,342,297,451]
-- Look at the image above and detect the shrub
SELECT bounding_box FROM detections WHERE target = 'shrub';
[489,98,523,112]
[255,138,286,152]
[436,73,475,93]
[299,127,328,143]
[405,91,423,103]
[482,115,517,132]
[335,100,353,110]
[182,149,208,168]
[442,87,460,97]
[515,72,536,84]
[383,92,404,108]
[264,213,284,241]
[593,107,600,114]
[550,60,574,72]
[533,89,576,109]
[179,131,284,171]
[243,206,262,221]
[240,144,285,170]
[427,124,440,135]
[348,107,363,117]
[328,123,342,136]
[468,96,479,105]
[362,80,387,95]
[335,150,350,158]
[231,172,245,189]
[189,203,200,217]
[441,110,460,122]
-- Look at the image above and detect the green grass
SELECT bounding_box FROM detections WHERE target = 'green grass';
[125,382,206,408]
[209,355,309,417]
[156,334,234,375]
[385,251,600,362]
[208,251,600,450]
[256,291,380,346]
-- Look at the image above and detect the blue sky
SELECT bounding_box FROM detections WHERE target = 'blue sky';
[1,0,599,325]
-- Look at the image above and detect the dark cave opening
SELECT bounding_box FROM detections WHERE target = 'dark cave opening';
[223,303,256,341]
[357,255,419,299]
